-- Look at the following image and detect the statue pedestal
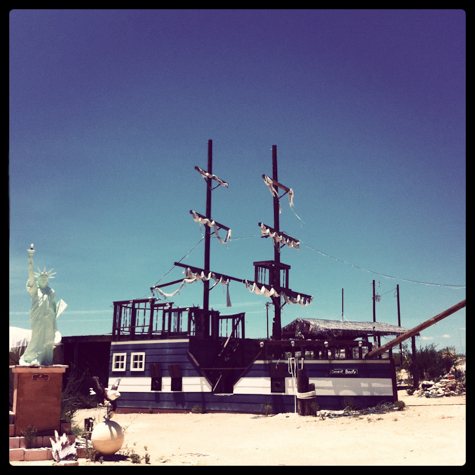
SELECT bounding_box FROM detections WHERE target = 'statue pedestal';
[11,365,68,436]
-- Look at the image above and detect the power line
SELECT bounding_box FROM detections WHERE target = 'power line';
[300,241,465,289]
[142,233,464,300]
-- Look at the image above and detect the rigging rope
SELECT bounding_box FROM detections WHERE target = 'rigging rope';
[301,241,465,289]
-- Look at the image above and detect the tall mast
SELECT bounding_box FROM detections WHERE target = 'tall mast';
[271,145,282,340]
[203,139,213,313]
[257,145,313,341]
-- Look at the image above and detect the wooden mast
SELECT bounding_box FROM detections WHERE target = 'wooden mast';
[203,139,213,314]
[271,145,282,340]
[256,145,313,341]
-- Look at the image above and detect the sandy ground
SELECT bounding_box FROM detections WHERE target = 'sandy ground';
[12,391,466,466]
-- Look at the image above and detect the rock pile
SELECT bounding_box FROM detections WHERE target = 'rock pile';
[317,401,403,419]
[411,375,465,398]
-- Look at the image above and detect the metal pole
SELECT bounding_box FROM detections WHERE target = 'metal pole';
[342,288,344,321]
[397,284,402,365]
[373,280,377,345]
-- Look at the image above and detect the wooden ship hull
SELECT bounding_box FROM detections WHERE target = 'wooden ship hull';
[108,337,396,414]
[107,141,405,414]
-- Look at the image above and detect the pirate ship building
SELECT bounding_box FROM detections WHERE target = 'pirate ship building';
[107,141,406,414]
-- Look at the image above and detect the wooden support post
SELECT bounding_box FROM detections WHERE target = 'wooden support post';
[297,368,316,416]
[397,284,402,366]
[112,303,118,340]
[297,369,307,416]
[389,348,398,402]
[412,335,419,388]
[148,301,154,338]
[130,301,136,340]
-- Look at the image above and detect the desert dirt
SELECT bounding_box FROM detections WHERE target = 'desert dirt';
[14,390,466,466]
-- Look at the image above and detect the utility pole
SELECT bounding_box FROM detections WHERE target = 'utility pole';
[397,284,402,366]
[373,280,377,346]
[341,288,344,321]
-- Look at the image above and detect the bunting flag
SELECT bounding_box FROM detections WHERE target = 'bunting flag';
[244,280,313,307]
[263,175,282,214]
[281,292,313,307]
[191,210,232,244]
[262,175,303,222]
[153,273,198,298]
[153,267,231,300]
[195,166,229,188]
[259,223,300,250]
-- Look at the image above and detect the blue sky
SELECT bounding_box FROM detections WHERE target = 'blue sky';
[9,9,466,353]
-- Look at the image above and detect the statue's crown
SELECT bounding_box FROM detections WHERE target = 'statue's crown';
[34,267,56,279]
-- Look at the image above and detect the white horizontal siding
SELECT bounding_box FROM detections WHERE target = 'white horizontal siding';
[108,376,212,393]
[233,377,272,395]
[110,375,392,397]
[311,377,393,396]
[233,376,392,396]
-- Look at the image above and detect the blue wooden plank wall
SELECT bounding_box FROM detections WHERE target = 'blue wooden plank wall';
[108,340,395,413]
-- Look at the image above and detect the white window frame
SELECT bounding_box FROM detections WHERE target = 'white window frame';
[130,352,146,372]
[112,353,127,372]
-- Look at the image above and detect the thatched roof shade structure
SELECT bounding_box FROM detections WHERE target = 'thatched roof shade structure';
[282,318,411,341]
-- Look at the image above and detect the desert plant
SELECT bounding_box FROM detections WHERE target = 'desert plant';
[20,424,37,448]
[343,396,358,412]
[129,451,142,464]
[394,400,406,411]
[191,404,205,414]
[405,343,454,382]
[262,402,273,416]
[84,445,99,462]
[61,364,97,422]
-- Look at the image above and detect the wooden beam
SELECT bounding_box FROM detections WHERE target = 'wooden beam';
[194,166,229,188]
[262,174,291,194]
[173,261,312,302]
[152,279,185,289]
[258,222,299,244]
[190,210,231,232]
[173,262,246,284]
[366,299,466,359]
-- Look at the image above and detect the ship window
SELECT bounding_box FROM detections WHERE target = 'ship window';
[131,352,145,371]
[112,353,127,372]
[150,363,162,391]
[270,362,286,393]
[168,364,182,391]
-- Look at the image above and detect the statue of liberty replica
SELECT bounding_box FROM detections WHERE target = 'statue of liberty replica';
[19,245,67,366]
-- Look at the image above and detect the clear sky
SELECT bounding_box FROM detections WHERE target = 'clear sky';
[9,9,466,353]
